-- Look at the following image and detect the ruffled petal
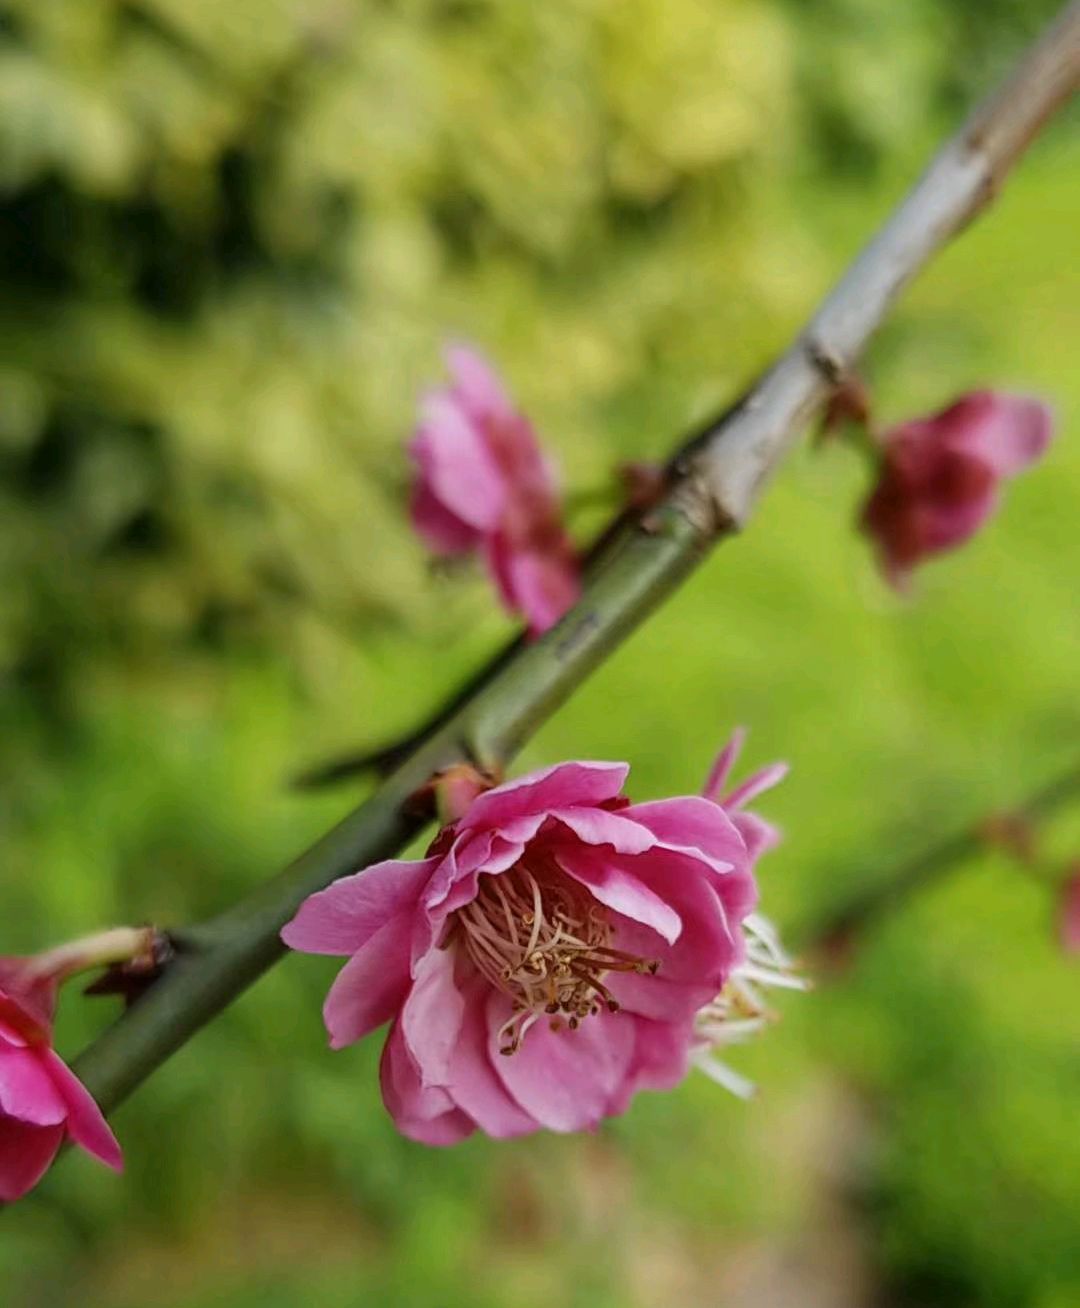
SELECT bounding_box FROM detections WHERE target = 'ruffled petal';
[554,846,682,945]
[624,796,744,873]
[461,761,629,833]
[607,1016,693,1115]
[401,947,465,1089]
[547,807,655,855]
[379,1020,475,1146]
[282,856,438,957]
[446,977,539,1139]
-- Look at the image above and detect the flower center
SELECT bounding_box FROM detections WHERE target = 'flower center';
[452,856,658,1055]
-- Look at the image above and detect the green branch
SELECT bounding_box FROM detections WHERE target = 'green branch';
[805,760,1080,956]
[74,1,1080,1116]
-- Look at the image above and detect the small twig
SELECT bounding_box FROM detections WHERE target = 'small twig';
[804,761,1080,959]
[72,4,1080,1117]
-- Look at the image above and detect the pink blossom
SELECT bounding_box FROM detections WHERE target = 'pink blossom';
[1060,868,1080,956]
[860,390,1053,586]
[0,958,122,1202]
[409,343,580,634]
[283,745,771,1143]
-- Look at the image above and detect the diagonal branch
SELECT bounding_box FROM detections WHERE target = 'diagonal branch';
[73,2,1080,1116]
[804,759,1080,957]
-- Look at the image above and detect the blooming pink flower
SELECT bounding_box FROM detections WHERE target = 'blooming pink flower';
[283,740,779,1143]
[409,343,580,635]
[1059,867,1080,956]
[860,390,1053,586]
[0,958,122,1202]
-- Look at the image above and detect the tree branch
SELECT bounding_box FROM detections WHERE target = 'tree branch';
[73,2,1080,1116]
[804,760,1080,957]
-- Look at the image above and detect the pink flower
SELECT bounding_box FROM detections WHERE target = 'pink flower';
[1059,867,1080,955]
[283,744,770,1143]
[409,343,580,634]
[0,958,122,1202]
[860,390,1053,586]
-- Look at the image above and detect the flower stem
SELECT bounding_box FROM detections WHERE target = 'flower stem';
[24,927,158,988]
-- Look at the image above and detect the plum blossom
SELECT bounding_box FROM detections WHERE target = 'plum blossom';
[409,342,580,635]
[284,753,755,1142]
[283,731,799,1143]
[0,956,122,1202]
[860,390,1053,586]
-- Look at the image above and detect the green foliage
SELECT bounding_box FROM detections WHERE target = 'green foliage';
[1,2,1078,1305]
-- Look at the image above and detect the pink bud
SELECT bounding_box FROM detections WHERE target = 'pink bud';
[860,390,1053,587]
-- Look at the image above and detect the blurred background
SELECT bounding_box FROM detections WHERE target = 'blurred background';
[1,0,1078,1304]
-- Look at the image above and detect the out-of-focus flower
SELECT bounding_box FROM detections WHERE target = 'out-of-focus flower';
[0,956,122,1202]
[1059,866,1080,955]
[409,343,580,634]
[283,743,769,1144]
[860,391,1053,586]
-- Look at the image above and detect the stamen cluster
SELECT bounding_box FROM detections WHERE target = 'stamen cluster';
[454,859,658,1054]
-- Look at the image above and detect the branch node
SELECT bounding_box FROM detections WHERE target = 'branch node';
[806,336,847,386]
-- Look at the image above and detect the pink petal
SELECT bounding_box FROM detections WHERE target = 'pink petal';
[445,977,539,1139]
[722,762,789,811]
[605,850,749,1020]
[731,810,781,863]
[445,342,515,420]
[0,1048,68,1126]
[322,915,415,1050]
[419,827,541,960]
[701,729,746,803]
[554,846,682,945]
[379,1020,475,1146]
[0,969,55,1038]
[608,1016,693,1115]
[401,947,465,1088]
[492,546,580,636]
[411,396,506,532]
[624,796,744,873]
[44,1051,123,1172]
[0,1117,64,1201]
[947,391,1054,477]
[489,992,634,1132]
[281,856,438,957]
[461,761,629,833]
[547,807,655,855]
[409,479,480,555]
